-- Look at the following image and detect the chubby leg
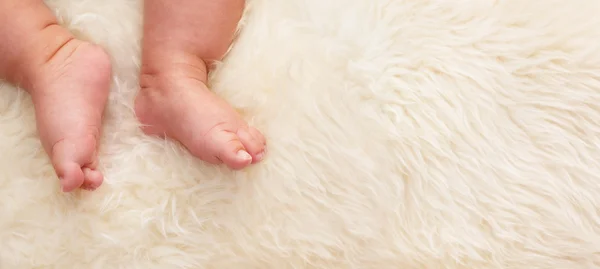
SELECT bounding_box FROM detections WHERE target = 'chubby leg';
[0,0,111,191]
[135,0,266,170]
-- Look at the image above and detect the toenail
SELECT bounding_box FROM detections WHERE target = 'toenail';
[237,150,252,161]
[255,151,264,161]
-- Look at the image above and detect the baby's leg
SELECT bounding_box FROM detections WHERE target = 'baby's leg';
[135,0,266,170]
[0,0,111,191]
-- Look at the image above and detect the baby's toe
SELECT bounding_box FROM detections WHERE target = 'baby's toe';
[55,162,85,192]
[211,131,253,170]
[81,167,103,191]
[248,127,266,146]
[238,127,266,163]
[51,136,99,192]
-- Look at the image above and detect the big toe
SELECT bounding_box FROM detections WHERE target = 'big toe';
[209,131,254,170]
[55,162,85,192]
[237,127,267,163]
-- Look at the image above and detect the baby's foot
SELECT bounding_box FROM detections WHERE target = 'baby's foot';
[23,26,111,192]
[135,53,266,170]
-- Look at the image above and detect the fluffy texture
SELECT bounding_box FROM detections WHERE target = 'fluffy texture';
[2,0,600,268]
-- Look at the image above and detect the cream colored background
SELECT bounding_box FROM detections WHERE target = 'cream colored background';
[2,0,600,268]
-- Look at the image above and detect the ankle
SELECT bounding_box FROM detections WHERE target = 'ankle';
[140,49,209,91]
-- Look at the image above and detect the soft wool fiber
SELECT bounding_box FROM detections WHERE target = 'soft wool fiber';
[2,0,600,268]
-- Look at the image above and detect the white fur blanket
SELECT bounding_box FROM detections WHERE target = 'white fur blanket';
[2,0,600,268]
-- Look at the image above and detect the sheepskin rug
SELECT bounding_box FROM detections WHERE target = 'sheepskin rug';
[2,0,600,268]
